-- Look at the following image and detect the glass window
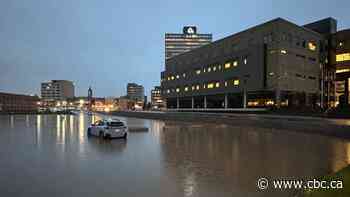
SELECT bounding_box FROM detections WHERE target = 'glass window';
[184,87,189,92]
[233,60,238,67]
[196,85,200,90]
[207,83,214,89]
[308,42,317,51]
[196,70,201,75]
[336,53,350,62]
[224,62,231,69]
[233,79,240,86]
[176,88,180,92]
[215,82,220,88]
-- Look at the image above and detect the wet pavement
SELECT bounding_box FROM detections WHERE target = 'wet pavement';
[0,113,349,197]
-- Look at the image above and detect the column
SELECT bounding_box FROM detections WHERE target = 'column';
[176,97,179,109]
[191,97,194,109]
[204,96,207,109]
[224,94,228,109]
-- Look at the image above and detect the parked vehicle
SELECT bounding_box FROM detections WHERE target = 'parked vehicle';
[87,119,128,139]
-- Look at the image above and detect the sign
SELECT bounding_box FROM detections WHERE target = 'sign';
[183,26,197,35]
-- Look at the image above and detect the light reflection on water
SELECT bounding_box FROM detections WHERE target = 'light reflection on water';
[0,113,349,197]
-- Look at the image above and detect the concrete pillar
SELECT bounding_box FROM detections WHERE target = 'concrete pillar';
[243,89,247,108]
[176,97,179,109]
[275,89,281,108]
[224,94,228,109]
[204,96,207,109]
[191,97,194,109]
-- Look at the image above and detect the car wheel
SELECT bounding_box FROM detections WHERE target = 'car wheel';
[99,131,104,138]
[105,133,111,139]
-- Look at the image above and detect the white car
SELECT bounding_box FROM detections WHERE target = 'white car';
[87,119,128,139]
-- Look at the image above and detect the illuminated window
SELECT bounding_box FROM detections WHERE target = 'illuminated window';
[336,53,350,62]
[171,76,175,80]
[192,86,195,90]
[167,89,170,93]
[308,42,316,51]
[233,60,238,67]
[196,85,200,90]
[184,87,189,91]
[339,42,344,47]
[243,57,248,64]
[167,77,171,81]
[203,84,206,89]
[183,73,186,77]
[196,70,201,75]
[207,83,214,89]
[176,88,180,92]
[224,62,231,69]
[213,66,216,71]
[215,82,220,88]
[225,81,228,87]
[176,75,179,79]
[208,67,211,72]
[336,69,350,73]
[218,65,222,70]
[233,79,240,86]
[280,50,287,54]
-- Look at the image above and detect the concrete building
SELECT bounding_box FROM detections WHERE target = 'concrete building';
[41,80,74,101]
[0,92,39,113]
[165,26,212,60]
[332,29,350,106]
[151,86,165,109]
[126,83,144,102]
[161,18,325,109]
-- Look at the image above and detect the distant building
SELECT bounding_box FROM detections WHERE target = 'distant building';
[151,86,165,109]
[41,80,74,101]
[165,26,212,60]
[126,83,144,101]
[0,92,39,113]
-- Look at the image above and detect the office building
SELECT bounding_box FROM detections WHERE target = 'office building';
[161,18,328,109]
[0,92,39,113]
[151,86,165,109]
[41,80,74,101]
[126,83,144,101]
[165,26,212,60]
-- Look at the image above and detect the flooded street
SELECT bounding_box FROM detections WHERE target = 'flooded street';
[0,113,350,197]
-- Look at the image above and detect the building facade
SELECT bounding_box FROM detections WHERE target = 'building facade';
[151,86,165,109]
[0,92,39,113]
[332,29,350,106]
[161,18,325,109]
[126,83,144,102]
[41,80,74,101]
[165,26,212,60]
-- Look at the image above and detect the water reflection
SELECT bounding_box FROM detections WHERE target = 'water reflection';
[159,122,350,196]
[0,114,349,197]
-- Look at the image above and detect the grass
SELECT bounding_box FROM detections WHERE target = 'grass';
[304,165,350,197]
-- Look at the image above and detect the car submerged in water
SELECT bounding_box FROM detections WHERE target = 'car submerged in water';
[87,119,128,139]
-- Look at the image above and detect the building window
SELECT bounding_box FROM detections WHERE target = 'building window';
[213,66,217,71]
[208,67,211,72]
[192,86,195,90]
[183,73,186,78]
[184,87,189,92]
[176,88,180,93]
[207,83,214,89]
[196,85,200,90]
[336,53,350,62]
[308,42,317,51]
[339,42,344,47]
[176,75,179,79]
[215,82,220,88]
[196,70,201,75]
[224,62,231,69]
[280,50,287,54]
[243,57,248,65]
[171,76,175,80]
[225,81,228,87]
[233,60,238,67]
[167,89,170,94]
[218,65,222,70]
[233,79,240,86]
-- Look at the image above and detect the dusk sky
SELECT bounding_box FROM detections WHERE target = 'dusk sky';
[1,0,349,97]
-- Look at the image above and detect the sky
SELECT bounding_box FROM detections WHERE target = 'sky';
[1,0,350,98]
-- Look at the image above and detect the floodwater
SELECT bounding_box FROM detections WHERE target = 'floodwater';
[0,113,349,197]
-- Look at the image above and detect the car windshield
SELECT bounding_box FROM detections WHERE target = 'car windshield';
[107,122,124,127]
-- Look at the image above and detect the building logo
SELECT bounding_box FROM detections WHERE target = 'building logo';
[183,26,197,35]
